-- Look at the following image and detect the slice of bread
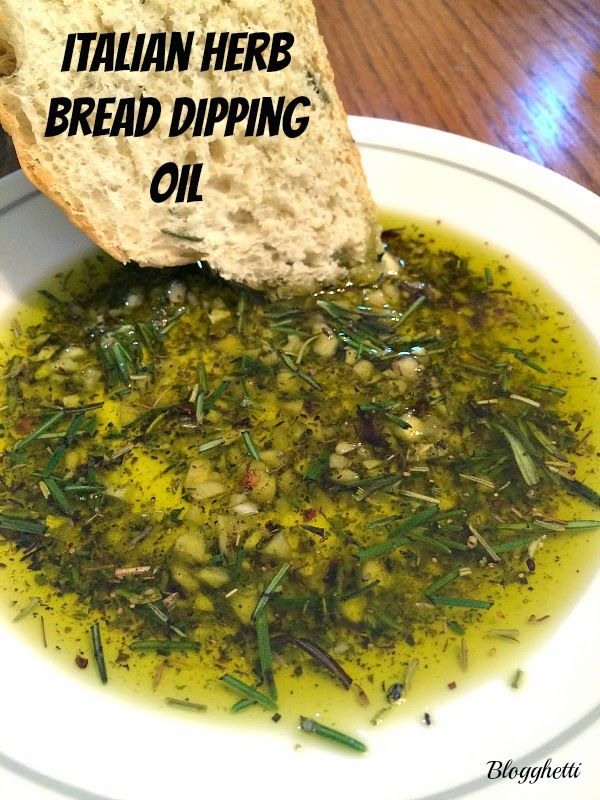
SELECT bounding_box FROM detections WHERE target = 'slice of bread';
[0,1,380,292]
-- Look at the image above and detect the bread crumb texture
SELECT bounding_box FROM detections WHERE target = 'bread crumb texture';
[0,0,379,291]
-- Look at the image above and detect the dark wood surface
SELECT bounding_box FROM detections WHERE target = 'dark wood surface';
[1,1,598,194]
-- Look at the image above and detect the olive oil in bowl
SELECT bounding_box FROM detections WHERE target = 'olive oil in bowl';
[0,222,598,746]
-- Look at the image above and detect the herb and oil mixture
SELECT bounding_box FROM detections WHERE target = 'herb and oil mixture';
[1,225,599,750]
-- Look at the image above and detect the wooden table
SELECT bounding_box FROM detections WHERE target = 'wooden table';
[1,0,598,194]
[314,0,599,194]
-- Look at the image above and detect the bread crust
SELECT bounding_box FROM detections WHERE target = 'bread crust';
[0,103,129,263]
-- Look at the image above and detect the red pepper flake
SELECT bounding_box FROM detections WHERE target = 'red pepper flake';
[15,416,36,435]
[75,655,88,669]
[302,508,317,522]
[447,681,457,690]
[242,470,259,491]
[526,558,536,572]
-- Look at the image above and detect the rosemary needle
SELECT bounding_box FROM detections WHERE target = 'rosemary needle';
[424,568,460,598]
[241,430,261,461]
[130,640,201,653]
[511,668,525,689]
[0,515,45,535]
[166,697,207,712]
[299,716,367,753]
[255,609,277,699]
[231,698,257,713]
[429,596,493,610]
[12,597,40,623]
[252,563,290,621]
[90,622,108,684]
[219,674,278,711]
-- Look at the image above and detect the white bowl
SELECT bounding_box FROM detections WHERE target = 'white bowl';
[0,118,598,800]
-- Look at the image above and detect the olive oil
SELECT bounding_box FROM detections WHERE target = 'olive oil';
[0,220,598,739]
